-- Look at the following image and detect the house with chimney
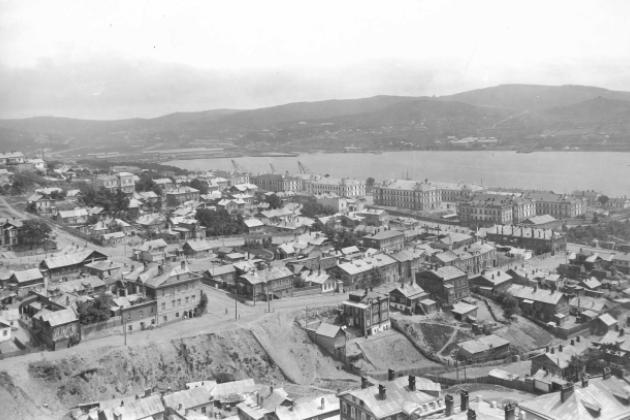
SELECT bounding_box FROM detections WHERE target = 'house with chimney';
[518,368,630,420]
[456,334,510,363]
[338,374,445,420]
[40,249,108,280]
[237,265,294,300]
[416,266,469,307]
[388,282,428,314]
[469,269,513,294]
[341,290,390,336]
[506,284,569,323]
[132,261,203,325]
[530,342,586,378]
[363,229,405,252]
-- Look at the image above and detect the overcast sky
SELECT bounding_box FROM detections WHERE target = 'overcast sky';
[1,0,630,119]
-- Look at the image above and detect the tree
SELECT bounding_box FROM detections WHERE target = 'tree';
[265,194,282,209]
[11,171,45,194]
[76,294,114,324]
[196,292,208,315]
[366,177,375,192]
[195,208,247,236]
[300,199,335,218]
[598,195,609,207]
[496,291,520,319]
[565,355,585,381]
[19,220,52,249]
[189,178,209,195]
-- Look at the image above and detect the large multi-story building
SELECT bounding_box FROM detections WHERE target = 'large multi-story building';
[341,290,390,336]
[416,265,469,306]
[304,176,365,198]
[251,173,302,193]
[139,261,203,325]
[457,194,514,225]
[485,225,567,255]
[363,229,405,251]
[93,172,137,194]
[334,254,399,290]
[511,197,536,223]
[165,186,200,207]
[373,179,441,211]
[428,181,485,203]
[526,191,585,218]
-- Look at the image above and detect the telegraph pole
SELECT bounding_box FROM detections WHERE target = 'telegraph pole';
[234,293,238,320]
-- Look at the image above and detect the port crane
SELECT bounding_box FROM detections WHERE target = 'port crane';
[297,161,310,174]
[231,159,246,173]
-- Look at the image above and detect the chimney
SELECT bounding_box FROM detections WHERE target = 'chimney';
[576,335,581,343]
[178,403,183,411]
[545,346,549,353]
[603,367,611,380]
[445,394,454,416]
[551,347,555,354]
[408,375,416,391]
[467,409,477,420]
[144,387,151,397]
[570,339,574,346]
[388,368,395,381]
[560,383,574,403]
[504,402,516,420]
[361,377,369,389]
[581,374,589,388]
[558,345,563,352]
[460,390,469,412]
[320,397,325,410]
[378,385,387,400]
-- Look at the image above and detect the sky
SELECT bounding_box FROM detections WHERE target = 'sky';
[1,0,630,119]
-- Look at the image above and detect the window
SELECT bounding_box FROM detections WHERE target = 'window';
[350,407,355,419]
[128,325,132,331]
[342,402,347,414]
[161,303,166,310]
[163,316,168,322]
[176,312,180,317]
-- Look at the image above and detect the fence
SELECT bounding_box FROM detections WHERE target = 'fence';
[80,316,123,340]
[290,285,322,298]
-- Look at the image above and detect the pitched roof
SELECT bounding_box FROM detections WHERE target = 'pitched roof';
[519,376,630,420]
[42,249,107,270]
[163,386,213,411]
[507,284,565,305]
[275,394,339,420]
[11,268,43,284]
[210,379,257,401]
[339,376,442,418]
[36,308,77,326]
[337,254,397,276]
[391,283,426,299]
[458,334,509,355]
[184,239,213,252]
[598,313,618,327]
[432,265,466,280]
[315,322,344,338]
[241,266,293,285]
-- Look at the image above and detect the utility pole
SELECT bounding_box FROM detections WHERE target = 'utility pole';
[122,311,127,346]
[234,293,238,320]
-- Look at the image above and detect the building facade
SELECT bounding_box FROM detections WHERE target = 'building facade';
[373,179,442,211]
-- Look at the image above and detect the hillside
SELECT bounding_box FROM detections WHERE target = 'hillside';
[445,84,630,112]
[2,84,630,153]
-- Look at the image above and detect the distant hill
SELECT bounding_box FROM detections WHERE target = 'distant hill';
[444,84,630,111]
[2,84,630,153]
